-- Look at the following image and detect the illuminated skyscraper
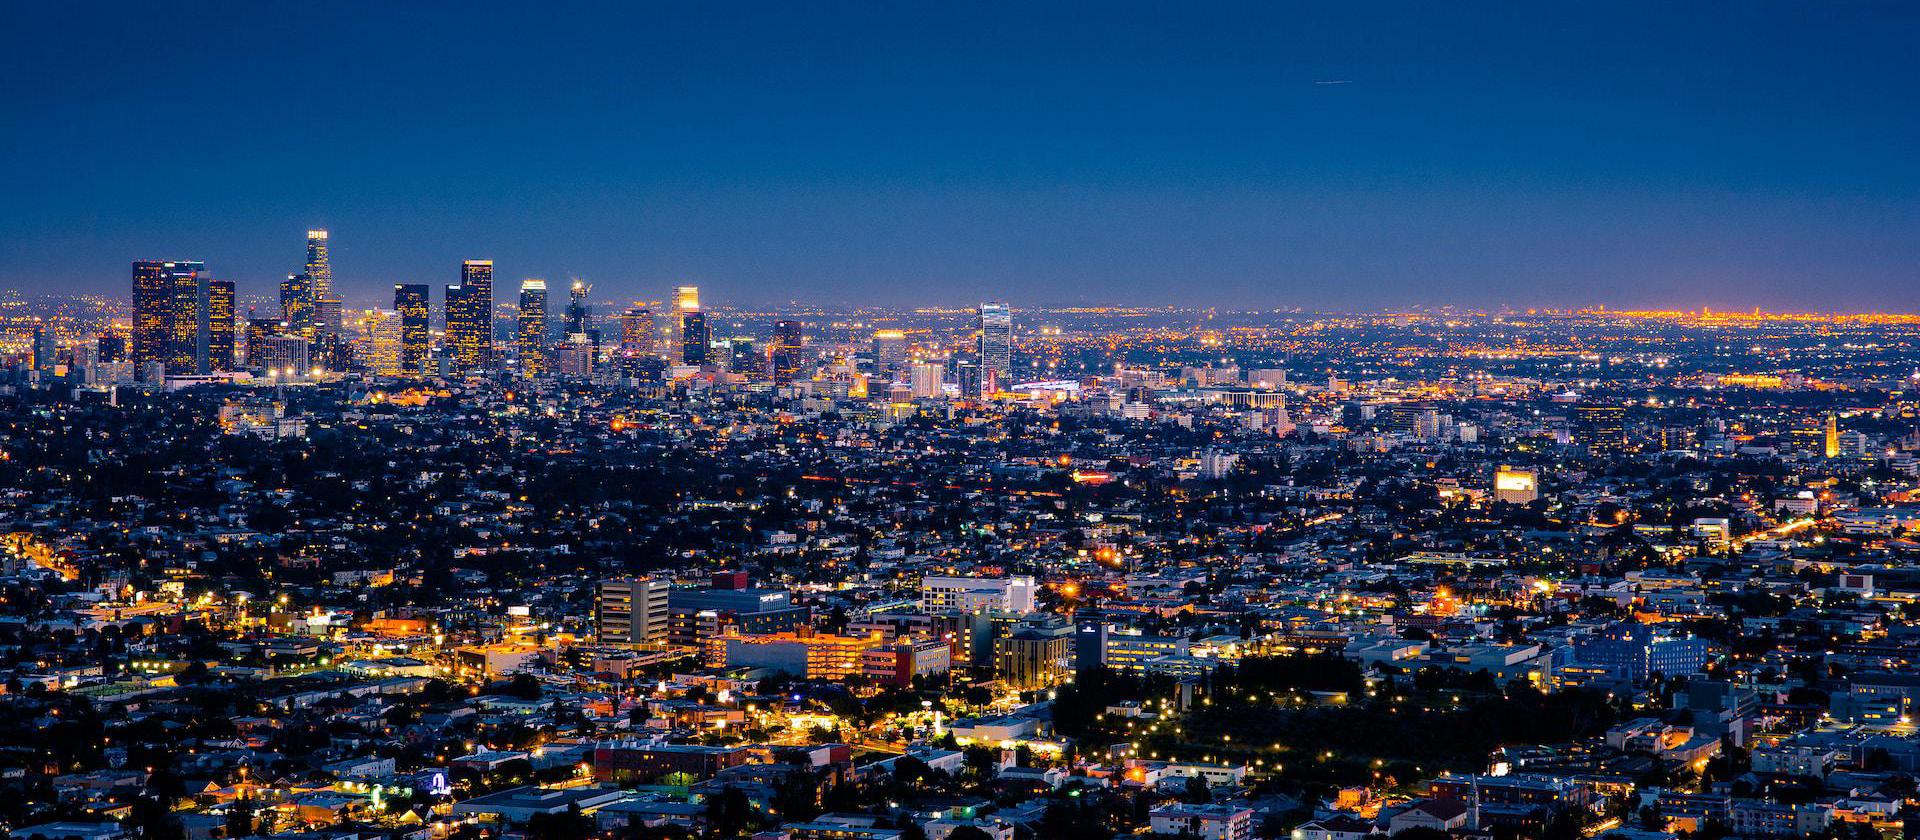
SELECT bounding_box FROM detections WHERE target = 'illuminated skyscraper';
[353,309,403,376]
[871,329,907,380]
[517,279,549,377]
[393,284,430,375]
[445,260,494,372]
[305,230,332,304]
[245,318,283,369]
[131,260,208,381]
[770,320,805,384]
[565,280,592,341]
[671,285,706,365]
[679,311,708,365]
[206,279,235,372]
[727,336,762,376]
[1824,413,1840,458]
[910,361,945,399]
[1575,405,1628,453]
[306,229,342,340]
[978,301,1012,394]
[280,273,313,340]
[617,307,656,377]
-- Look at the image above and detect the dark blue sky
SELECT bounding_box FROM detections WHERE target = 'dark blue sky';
[2,2,1916,310]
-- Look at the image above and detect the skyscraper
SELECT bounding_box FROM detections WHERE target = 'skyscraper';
[353,309,403,376]
[517,279,549,377]
[771,319,805,384]
[307,230,343,343]
[304,229,332,304]
[131,260,208,381]
[617,307,656,377]
[445,260,493,372]
[280,273,313,340]
[206,279,235,372]
[674,285,706,365]
[565,280,592,342]
[245,317,283,369]
[910,361,945,399]
[1824,413,1841,459]
[680,311,709,365]
[978,301,1012,395]
[393,284,430,376]
[871,329,907,380]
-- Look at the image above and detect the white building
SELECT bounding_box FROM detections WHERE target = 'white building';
[920,575,1036,614]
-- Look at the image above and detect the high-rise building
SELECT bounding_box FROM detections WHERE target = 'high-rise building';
[304,230,332,307]
[280,273,313,340]
[351,309,403,376]
[910,361,945,399]
[445,260,493,372]
[261,335,311,379]
[517,279,549,377]
[393,284,430,376]
[727,337,762,377]
[617,307,656,377]
[978,301,1012,395]
[770,319,804,384]
[597,577,670,647]
[206,279,235,372]
[673,285,707,365]
[1576,405,1628,453]
[1824,413,1841,459]
[565,280,592,342]
[681,310,709,365]
[305,230,341,341]
[871,329,907,380]
[245,318,284,369]
[131,260,208,381]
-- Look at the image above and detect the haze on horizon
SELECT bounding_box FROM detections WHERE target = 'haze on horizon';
[1,2,1916,311]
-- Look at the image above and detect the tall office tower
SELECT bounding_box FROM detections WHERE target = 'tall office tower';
[564,280,592,341]
[727,337,762,376]
[28,321,52,372]
[131,260,209,381]
[130,261,171,380]
[245,318,282,368]
[871,329,907,380]
[672,285,706,365]
[516,279,549,377]
[1575,404,1629,453]
[617,307,656,376]
[352,309,403,376]
[304,229,332,304]
[280,273,313,340]
[596,577,670,647]
[1824,413,1840,458]
[770,319,805,384]
[444,260,494,372]
[97,332,126,364]
[312,297,342,343]
[910,361,945,399]
[393,284,430,376]
[680,310,709,365]
[261,335,311,379]
[205,279,235,372]
[977,301,1012,395]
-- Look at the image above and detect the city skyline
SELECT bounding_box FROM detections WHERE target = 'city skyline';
[3,3,1917,310]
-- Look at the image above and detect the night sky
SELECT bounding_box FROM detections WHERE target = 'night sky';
[2,2,1916,310]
